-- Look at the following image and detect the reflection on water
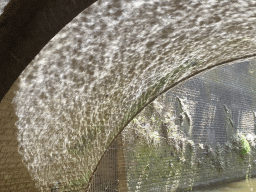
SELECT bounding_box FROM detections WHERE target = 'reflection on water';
[194,178,256,192]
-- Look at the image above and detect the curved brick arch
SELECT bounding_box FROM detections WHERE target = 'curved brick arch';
[2,0,256,191]
[0,0,96,191]
[0,0,97,102]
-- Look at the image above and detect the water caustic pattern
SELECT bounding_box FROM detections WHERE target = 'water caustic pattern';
[9,0,256,191]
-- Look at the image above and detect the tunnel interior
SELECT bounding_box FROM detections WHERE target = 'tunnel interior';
[2,0,256,191]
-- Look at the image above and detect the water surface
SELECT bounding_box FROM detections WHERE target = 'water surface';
[195,178,256,192]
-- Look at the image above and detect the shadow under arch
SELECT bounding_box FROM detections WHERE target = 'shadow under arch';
[0,0,98,102]
[2,0,256,191]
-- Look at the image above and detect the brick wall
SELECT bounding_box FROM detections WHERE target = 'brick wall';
[0,0,97,101]
[87,136,128,192]
[0,79,39,192]
[0,0,97,191]
[85,60,256,192]
[120,60,256,191]
[0,0,96,191]
[2,0,256,191]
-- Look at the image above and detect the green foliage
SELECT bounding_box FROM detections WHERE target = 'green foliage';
[239,134,251,157]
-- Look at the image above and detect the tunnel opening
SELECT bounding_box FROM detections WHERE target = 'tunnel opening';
[85,59,256,192]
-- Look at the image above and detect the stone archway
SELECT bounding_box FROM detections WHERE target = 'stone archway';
[0,0,97,102]
[2,0,256,191]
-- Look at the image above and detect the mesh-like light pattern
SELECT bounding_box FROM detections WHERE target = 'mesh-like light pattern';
[11,0,256,191]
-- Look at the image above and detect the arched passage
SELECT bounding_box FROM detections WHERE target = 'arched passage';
[0,0,98,102]
[87,59,256,191]
[2,0,256,191]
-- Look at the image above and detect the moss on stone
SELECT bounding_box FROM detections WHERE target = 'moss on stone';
[240,134,251,157]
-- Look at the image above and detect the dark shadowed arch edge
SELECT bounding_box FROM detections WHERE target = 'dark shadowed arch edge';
[2,0,256,191]
[0,0,97,102]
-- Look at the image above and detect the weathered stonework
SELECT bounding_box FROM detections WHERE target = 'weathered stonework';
[2,0,256,191]
[120,61,256,191]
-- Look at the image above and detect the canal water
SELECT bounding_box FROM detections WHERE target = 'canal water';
[194,178,256,192]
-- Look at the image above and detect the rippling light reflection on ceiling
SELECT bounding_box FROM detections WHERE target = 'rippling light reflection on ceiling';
[11,0,256,191]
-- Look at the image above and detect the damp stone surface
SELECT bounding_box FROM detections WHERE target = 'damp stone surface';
[3,0,256,191]
[121,60,256,191]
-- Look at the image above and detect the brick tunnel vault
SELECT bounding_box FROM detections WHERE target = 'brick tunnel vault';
[2,0,256,191]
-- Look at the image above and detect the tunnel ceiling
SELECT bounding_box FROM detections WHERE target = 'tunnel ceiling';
[0,0,97,102]
[5,0,256,191]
